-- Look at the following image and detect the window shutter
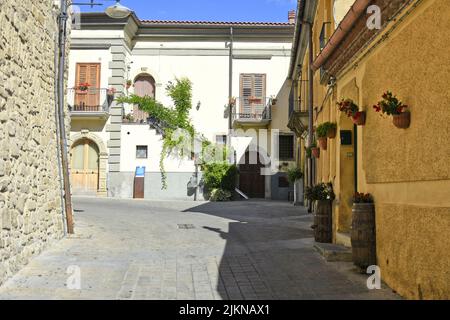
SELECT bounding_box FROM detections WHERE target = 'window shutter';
[75,63,101,110]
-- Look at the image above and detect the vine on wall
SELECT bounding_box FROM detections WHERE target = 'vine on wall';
[117,78,230,189]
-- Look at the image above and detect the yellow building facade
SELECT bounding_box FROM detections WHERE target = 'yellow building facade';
[290,0,450,299]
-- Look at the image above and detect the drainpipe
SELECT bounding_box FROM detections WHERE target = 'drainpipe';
[227,27,234,142]
[307,21,314,213]
[57,0,74,234]
[54,31,67,236]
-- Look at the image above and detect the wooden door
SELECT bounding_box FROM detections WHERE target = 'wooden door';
[75,63,101,111]
[133,75,155,122]
[239,151,265,198]
[71,139,99,194]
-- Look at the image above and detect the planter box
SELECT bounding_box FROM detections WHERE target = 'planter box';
[352,111,366,126]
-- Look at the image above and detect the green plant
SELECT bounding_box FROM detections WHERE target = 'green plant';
[316,123,329,138]
[337,98,360,118]
[373,91,408,116]
[287,167,303,184]
[305,142,316,158]
[202,163,238,192]
[209,188,232,202]
[305,183,335,201]
[353,192,374,203]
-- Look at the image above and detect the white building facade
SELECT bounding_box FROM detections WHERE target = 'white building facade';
[68,13,296,200]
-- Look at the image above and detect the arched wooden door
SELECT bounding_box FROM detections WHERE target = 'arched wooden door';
[239,150,265,198]
[71,139,100,194]
[133,75,155,123]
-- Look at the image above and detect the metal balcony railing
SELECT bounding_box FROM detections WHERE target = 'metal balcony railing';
[231,97,272,123]
[67,88,112,113]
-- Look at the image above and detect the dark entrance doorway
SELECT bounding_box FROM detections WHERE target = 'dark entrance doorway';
[239,150,265,198]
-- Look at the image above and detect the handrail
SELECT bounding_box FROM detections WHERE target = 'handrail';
[67,87,112,112]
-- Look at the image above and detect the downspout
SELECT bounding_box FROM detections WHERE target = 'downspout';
[228,27,234,132]
[54,31,67,236]
[307,21,314,213]
[312,0,371,71]
[57,0,74,234]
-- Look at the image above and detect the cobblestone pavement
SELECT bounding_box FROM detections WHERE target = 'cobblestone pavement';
[0,197,400,300]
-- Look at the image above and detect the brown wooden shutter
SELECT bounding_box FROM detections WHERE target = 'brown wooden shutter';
[239,74,266,115]
[75,63,101,111]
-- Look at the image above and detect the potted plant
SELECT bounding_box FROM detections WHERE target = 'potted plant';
[316,123,329,150]
[123,113,134,123]
[126,80,132,90]
[270,95,278,105]
[337,98,365,125]
[77,82,90,92]
[311,142,320,158]
[373,91,410,129]
[107,87,116,105]
[326,122,337,139]
[306,183,335,243]
[351,192,376,270]
[287,167,303,206]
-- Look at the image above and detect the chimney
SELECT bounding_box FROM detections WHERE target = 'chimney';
[288,10,296,24]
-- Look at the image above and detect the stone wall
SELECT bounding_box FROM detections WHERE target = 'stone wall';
[0,1,68,285]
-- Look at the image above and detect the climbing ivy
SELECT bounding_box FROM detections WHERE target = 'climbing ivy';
[117,78,229,189]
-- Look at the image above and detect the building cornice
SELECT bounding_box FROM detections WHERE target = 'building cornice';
[78,13,294,43]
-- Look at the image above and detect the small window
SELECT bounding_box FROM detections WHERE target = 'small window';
[216,135,227,145]
[136,146,148,159]
[279,135,294,161]
[278,176,289,188]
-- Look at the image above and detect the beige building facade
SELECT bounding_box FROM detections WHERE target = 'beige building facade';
[0,1,68,285]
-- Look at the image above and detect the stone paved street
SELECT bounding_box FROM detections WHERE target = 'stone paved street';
[0,197,399,300]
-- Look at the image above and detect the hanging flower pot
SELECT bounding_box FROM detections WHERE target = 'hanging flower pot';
[392,111,410,129]
[312,147,320,158]
[373,91,410,129]
[327,126,337,139]
[318,137,327,150]
[352,111,366,126]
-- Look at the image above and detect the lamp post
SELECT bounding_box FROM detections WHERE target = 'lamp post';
[56,0,132,234]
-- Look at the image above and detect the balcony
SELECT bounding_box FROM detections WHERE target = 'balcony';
[231,97,272,128]
[68,88,112,120]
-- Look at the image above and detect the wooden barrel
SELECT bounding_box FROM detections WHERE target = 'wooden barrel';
[351,203,376,269]
[314,200,332,243]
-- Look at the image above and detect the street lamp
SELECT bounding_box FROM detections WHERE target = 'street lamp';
[105,0,133,19]
[56,0,132,234]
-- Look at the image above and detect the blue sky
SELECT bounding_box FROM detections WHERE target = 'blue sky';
[81,0,297,22]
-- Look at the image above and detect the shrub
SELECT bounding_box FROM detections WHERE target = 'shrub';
[305,183,335,201]
[287,167,303,184]
[209,188,232,202]
[202,163,238,192]
[353,192,374,203]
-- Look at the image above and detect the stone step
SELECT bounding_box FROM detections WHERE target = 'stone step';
[314,242,353,262]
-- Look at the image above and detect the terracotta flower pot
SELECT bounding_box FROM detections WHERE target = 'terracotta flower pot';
[312,147,320,158]
[318,137,327,150]
[393,111,410,129]
[327,127,337,139]
[352,111,366,125]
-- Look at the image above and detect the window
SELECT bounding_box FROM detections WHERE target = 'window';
[240,74,267,114]
[278,176,290,188]
[215,135,227,145]
[136,146,148,159]
[279,135,294,160]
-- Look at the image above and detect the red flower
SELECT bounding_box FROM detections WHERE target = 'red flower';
[373,104,381,112]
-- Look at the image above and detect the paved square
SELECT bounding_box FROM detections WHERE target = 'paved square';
[0,197,399,300]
